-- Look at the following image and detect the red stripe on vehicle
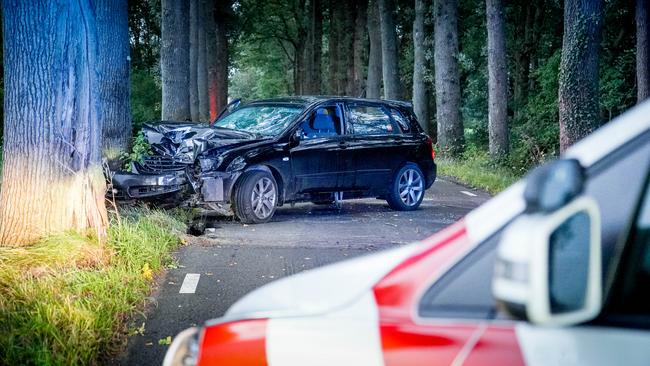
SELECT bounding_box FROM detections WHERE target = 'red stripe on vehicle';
[461,326,525,366]
[198,319,268,366]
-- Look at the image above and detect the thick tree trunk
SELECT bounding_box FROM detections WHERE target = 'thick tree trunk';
[206,0,218,121]
[366,0,383,99]
[637,0,649,102]
[434,0,464,155]
[197,0,210,121]
[189,0,200,121]
[161,0,190,121]
[378,0,402,99]
[328,0,341,94]
[0,0,108,246]
[213,0,230,119]
[97,0,131,166]
[353,0,368,97]
[312,0,323,93]
[413,0,429,133]
[558,0,603,151]
[341,1,356,96]
[486,0,508,157]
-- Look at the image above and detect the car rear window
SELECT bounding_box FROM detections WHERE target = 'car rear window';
[389,108,411,132]
[347,105,400,135]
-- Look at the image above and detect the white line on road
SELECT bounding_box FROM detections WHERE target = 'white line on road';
[460,190,478,197]
[179,273,201,294]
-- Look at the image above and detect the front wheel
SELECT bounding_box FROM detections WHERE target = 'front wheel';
[233,170,278,224]
[386,163,425,211]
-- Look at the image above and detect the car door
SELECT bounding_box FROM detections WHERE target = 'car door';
[344,103,417,194]
[289,104,352,194]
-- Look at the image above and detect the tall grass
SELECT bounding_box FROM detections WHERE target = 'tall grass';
[0,208,187,365]
[437,151,522,194]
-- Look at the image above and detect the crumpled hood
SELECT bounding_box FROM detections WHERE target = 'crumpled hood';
[224,244,419,319]
[142,121,260,162]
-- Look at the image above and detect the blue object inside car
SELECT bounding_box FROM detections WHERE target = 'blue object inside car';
[302,107,340,138]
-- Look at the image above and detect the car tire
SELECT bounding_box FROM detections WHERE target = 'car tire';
[232,170,278,224]
[386,163,425,211]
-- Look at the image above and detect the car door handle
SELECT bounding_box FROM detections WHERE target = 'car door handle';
[339,141,348,149]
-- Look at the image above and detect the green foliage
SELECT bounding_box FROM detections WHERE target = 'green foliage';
[437,148,522,194]
[0,209,187,365]
[120,131,152,171]
[130,68,161,130]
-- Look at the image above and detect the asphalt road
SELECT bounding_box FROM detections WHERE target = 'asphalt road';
[118,178,490,365]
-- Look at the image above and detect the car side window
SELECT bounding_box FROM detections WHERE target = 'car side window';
[298,106,343,139]
[347,105,399,135]
[418,234,502,320]
[389,108,410,132]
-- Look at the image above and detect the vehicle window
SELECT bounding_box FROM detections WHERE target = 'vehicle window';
[213,105,303,136]
[418,234,501,319]
[348,105,399,135]
[606,172,650,323]
[389,108,410,132]
[298,106,343,139]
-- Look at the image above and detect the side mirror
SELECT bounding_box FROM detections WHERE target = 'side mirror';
[492,196,602,326]
[524,159,585,213]
[290,129,302,144]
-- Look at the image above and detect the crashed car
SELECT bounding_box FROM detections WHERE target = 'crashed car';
[111,97,437,223]
[163,102,650,365]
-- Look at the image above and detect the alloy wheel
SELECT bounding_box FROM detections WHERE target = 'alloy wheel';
[398,168,424,206]
[251,177,276,219]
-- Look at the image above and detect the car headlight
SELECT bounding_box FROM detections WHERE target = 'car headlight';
[162,327,200,366]
[199,158,214,171]
[226,156,246,172]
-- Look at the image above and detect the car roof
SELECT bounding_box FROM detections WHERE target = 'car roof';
[245,96,414,110]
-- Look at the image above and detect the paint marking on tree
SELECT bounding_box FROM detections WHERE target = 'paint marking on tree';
[179,274,201,294]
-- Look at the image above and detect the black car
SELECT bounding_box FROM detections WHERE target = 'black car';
[111,96,437,223]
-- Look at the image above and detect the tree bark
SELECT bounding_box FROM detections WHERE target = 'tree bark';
[341,1,356,96]
[353,0,368,97]
[197,0,210,121]
[206,0,218,121]
[434,0,464,155]
[97,0,131,166]
[213,0,230,119]
[378,0,402,99]
[366,0,383,99]
[189,0,200,121]
[413,0,429,133]
[312,0,323,93]
[161,0,190,121]
[0,0,108,246]
[637,0,649,102]
[486,0,508,157]
[558,0,603,151]
[328,0,341,94]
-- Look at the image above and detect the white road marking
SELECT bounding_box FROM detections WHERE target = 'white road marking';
[461,190,477,197]
[179,273,201,294]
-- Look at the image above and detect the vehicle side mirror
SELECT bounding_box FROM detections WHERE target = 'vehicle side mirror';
[291,129,302,144]
[492,196,602,326]
[524,159,585,213]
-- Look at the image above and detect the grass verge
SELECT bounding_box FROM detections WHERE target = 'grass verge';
[0,208,187,365]
[437,152,523,195]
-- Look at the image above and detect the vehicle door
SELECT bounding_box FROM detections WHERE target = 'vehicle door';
[289,104,352,194]
[344,103,418,193]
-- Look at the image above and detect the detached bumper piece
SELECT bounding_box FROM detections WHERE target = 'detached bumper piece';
[110,171,189,200]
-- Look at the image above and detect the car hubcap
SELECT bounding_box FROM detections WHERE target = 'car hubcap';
[398,169,424,206]
[251,177,276,219]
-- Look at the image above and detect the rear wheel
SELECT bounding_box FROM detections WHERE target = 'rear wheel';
[386,163,425,211]
[233,170,278,224]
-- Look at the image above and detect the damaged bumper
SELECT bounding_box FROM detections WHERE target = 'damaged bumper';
[109,169,240,204]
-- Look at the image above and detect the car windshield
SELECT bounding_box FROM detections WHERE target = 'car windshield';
[214,105,303,136]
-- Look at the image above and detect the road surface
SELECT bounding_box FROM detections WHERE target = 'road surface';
[118,178,490,365]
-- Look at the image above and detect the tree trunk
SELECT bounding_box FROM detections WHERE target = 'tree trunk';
[366,0,383,99]
[637,0,649,102]
[486,0,508,157]
[413,0,429,133]
[328,0,341,94]
[378,0,402,99]
[341,1,356,96]
[353,0,368,97]
[434,0,464,156]
[312,0,323,93]
[161,0,190,121]
[558,0,603,151]
[189,0,200,121]
[97,0,131,166]
[206,0,218,121]
[197,0,210,121]
[0,0,108,246]
[213,0,230,119]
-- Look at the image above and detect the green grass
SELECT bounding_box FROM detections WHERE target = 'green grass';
[437,151,523,195]
[0,208,187,365]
